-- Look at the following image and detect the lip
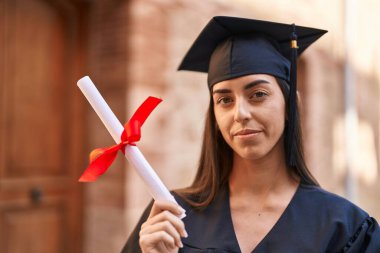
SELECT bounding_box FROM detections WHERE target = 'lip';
[233,129,262,137]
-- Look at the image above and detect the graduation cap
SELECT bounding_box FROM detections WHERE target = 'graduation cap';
[178,16,327,167]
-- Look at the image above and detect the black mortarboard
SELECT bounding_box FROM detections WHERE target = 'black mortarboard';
[178,16,327,167]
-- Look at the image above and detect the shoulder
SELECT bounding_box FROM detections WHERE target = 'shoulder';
[294,183,375,247]
[297,184,369,220]
[285,184,380,252]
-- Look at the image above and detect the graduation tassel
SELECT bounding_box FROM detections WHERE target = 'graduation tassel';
[287,24,299,167]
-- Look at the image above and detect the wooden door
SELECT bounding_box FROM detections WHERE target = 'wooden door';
[0,0,84,252]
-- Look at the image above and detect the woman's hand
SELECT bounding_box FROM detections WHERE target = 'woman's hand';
[139,200,188,253]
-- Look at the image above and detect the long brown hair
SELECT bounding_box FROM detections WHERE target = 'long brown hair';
[176,78,319,208]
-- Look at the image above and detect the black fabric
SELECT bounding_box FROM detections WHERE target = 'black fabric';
[207,35,290,86]
[121,184,380,253]
[177,16,327,88]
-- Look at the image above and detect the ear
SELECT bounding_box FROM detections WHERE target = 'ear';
[296,90,303,113]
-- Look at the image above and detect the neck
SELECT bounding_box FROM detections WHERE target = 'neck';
[229,145,294,196]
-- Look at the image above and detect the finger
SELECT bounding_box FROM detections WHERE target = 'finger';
[140,220,183,248]
[143,210,187,237]
[139,231,178,251]
[140,214,187,247]
[149,200,185,218]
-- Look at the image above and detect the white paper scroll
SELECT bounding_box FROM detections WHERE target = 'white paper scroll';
[77,76,185,218]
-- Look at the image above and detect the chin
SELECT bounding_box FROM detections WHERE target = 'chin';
[231,138,283,162]
[234,147,268,161]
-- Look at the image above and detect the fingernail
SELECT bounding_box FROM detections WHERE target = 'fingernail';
[183,230,188,238]
[176,207,182,214]
[179,241,183,248]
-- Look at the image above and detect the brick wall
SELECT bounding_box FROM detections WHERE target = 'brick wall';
[123,0,262,240]
[122,0,380,236]
[83,1,129,252]
[81,0,380,252]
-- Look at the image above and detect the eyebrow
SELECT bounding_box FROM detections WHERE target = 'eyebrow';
[212,79,270,94]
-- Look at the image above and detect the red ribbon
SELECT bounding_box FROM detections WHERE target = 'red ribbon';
[79,96,162,182]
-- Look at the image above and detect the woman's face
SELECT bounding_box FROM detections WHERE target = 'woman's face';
[212,74,286,161]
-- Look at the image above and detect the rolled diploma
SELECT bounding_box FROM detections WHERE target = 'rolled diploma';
[77,76,185,217]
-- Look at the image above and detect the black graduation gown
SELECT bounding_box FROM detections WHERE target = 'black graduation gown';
[121,184,380,253]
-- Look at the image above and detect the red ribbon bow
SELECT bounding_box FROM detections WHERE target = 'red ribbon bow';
[79,96,162,182]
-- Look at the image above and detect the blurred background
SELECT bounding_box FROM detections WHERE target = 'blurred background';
[0,0,379,252]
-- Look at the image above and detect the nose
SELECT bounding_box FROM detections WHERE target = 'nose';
[234,98,251,123]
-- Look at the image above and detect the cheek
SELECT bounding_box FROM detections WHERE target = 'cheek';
[274,102,286,121]
[262,102,286,133]
[214,110,232,137]
[273,104,286,133]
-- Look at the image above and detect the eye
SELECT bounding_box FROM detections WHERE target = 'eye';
[216,96,233,105]
[250,91,268,100]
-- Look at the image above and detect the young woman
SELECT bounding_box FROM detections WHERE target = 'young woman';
[122,16,380,253]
